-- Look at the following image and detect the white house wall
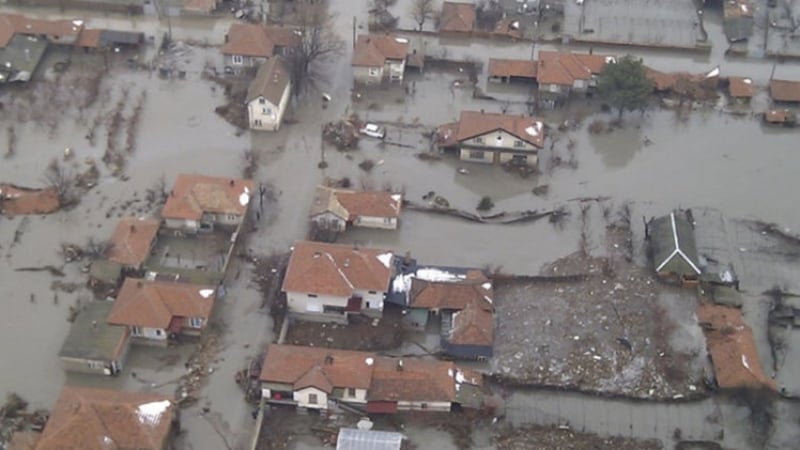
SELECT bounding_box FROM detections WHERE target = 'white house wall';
[352,289,385,312]
[247,81,291,132]
[466,130,539,152]
[287,291,349,314]
[294,387,328,409]
[133,326,167,341]
[353,215,398,230]
[353,66,384,84]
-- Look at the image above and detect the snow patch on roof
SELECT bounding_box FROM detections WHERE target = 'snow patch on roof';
[199,289,214,298]
[391,194,402,202]
[415,268,466,282]
[524,122,543,137]
[392,273,413,294]
[706,67,720,78]
[365,357,374,366]
[239,186,251,206]
[742,354,751,371]
[482,282,492,290]
[377,252,393,268]
[136,400,171,426]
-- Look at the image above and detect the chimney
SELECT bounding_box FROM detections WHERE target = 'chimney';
[396,359,404,371]
[324,354,333,365]
[130,224,136,233]
[137,280,143,288]
[229,179,235,186]
[224,33,229,43]
[313,251,321,258]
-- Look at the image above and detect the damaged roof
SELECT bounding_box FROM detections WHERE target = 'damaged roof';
[246,58,290,104]
[769,79,800,103]
[282,241,394,296]
[310,186,402,221]
[259,344,376,391]
[697,304,776,391]
[439,111,545,149]
[352,34,408,67]
[649,211,702,276]
[107,217,160,267]
[448,303,494,347]
[0,183,60,216]
[36,387,174,450]
[161,174,254,221]
[106,278,216,329]
[536,51,610,86]
[439,2,475,33]
[488,58,537,79]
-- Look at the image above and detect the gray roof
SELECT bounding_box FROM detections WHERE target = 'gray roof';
[0,34,48,83]
[99,30,144,47]
[89,259,123,285]
[336,428,403,450]
[246,58,291,104]
[724,17,754,43]
[59,301,129,362]
[649,211,702,276]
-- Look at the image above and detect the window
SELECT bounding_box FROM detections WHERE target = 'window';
[421,403,428,409]
[155,329,163,337]
[226,214,237,221]
[88,360,103,369]
[365,301,371,309]
[474,137,484,144]
[368,68,380,77]
[468,150,485,159]
[232,55,244,65]
[308,393,318,404]
[189,317,203,328]
[131,326,142,336]
[262,108,272,115]
[258,98,265,104]
[513,140,525,148]
[254,119,263,127]
[368,290,377,294]
[346,388,356,397]
[323,305,345,314]
[308,293,318,298]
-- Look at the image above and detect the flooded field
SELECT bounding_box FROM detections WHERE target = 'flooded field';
[1,1,800,449]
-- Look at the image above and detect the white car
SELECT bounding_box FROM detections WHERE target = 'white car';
[360,123,386,139]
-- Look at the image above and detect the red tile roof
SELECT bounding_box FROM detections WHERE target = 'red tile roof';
[369,358,457,403]
[161,174,254,221]
[769,79,800,102]
[246,57,291,104]
[440,2,475,33]
[311,186,402,221]
[438,111,545,149]
[107,217,160,267]
[183,0,217,13]
[0,184,60,216]
[697,304,776,391]
[282,241,394,297]
[107,278,216,329]
[0,13,83,48]
[728,77,754,98]
[352,34,408,67]
[259,344,376,391]
[488,58,537,79]
[409,273,493,311]
[221,23,300,57]
[449,303,493,346]
[36,387,174,450]
[536,51,609,86]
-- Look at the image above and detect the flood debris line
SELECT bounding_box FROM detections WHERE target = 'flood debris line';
[405,199,567,225]
[249,252,290,326]
[493,423,664,450]
[175,326,223,408]
[0,393,47,448]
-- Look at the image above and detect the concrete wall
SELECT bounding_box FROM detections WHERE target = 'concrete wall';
[353,215,398,230]
[287,290,384,314]
[340,388,368,403]
[498,151,538,166]
[386,59,406,82]
[352,289,385,312]
[164,218,198,231]
[353,65,384,84]
[294,387,328,409]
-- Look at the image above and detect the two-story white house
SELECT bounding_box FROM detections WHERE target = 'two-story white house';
[536,51,613,97]
[160,174,255,233]
[246,58,291,131]
[351,34,409,84]
[309,185,402,232]
[436,111,545,167]
[282,241,395,321]
[106,278,216,345]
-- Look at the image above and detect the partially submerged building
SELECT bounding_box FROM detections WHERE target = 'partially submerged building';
[723,0,754,43]
[246,58,291,131]
[536,50,611,98]
[282,241,395,321]
[436,111,545,167]
[221,22,300,73]
[351,34,409,84]
[161,174,255,233]
[309,185,403,232]
[107,217,161,270]
[59,301,130,376]
[487,58,537,84]
[439,2,475,34]
[647,211,702,285]
[769,79,800,104]
[0,183,59,215]
[727,77,754,103]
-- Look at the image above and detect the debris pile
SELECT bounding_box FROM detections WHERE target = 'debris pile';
[0,393,47,448]
[176,329,222,408]
[323,120,359,150]
[494,424,664,450]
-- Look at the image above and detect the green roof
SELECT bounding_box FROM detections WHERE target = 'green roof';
[89,260,123,285]
[59,301,129,362]
[0,34,48,83]
[649,211,701,276]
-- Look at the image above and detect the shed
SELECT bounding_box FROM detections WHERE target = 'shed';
[647,211,702,282]
[336,428,403,450]
[59,301,130,376]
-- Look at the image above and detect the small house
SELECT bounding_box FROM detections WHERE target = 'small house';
[439,2,475,34]
[352,34,409,84]
[769,79,800,104]
[282,241,395,320]
[0,183,59,216]
[160,174,255,232]
[106,278,217,343]
[36,387,177,450]
[436,110,545,167]
[107,217,160,271]
[723,0,754,43]
[0,13,84,46]
[309,185,402,232]
[59,301,130,376]
[488,58,537,84]
[442,302,494,360]
[646,211,702,284]
[246,58,291,131]
[75,29,145,52]
[536,51,612,97]
[259,344,376,410]
[727,77,754,103]
[221,23,300,74]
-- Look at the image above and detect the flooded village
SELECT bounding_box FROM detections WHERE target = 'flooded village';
[0,0,800,449]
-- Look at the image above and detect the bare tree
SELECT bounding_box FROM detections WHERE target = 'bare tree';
[43,158,75,205]
[410,0,436,31]
[284,1,345,98]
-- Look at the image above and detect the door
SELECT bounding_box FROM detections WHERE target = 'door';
[346,296,362,312]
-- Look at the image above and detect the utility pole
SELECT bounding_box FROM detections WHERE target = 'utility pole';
[352,16,356,50]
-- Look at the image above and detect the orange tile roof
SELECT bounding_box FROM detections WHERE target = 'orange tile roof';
[409,275,493,311]
[107,278,216,329]
[7,431,39,450]
[697,304,776,391]
[221,23,300,57]
[259,344,376,391]
[36,386,174,450]
[449,111,545,148]
[449,303,493,346]
[183,0,217,13]
[0,13,83,48]
[728,77,754,98]
[0,184,60,216]
[369,358,456,403]
[246,57,291,104]
[311,186,402,220]
[161,174,254,221]
[75,28,101,48]
[440,2,475,33]
[765,109,792,123]
[352,34,408,67]
[107,217,160,267]
[644,66,679,91]
[282,241,394,297]
[488,58,537,79]
[492,18,523,39]
[769,79,800,102]
[536,51,609,86]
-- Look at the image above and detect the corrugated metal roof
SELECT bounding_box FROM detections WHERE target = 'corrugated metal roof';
[336,428,403,450]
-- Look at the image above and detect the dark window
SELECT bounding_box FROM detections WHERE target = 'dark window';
[469,150,484,159]
[308,294,318,298]
[308,393,318,404]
